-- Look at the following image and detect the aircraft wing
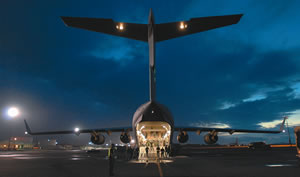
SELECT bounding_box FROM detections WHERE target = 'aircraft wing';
[174,127,282,135]
[61,16,148,42]
[174,117,287,135]
[155,14,243,42]
[24,120,132,135]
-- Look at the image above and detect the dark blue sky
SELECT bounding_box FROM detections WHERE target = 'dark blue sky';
[1,0,299,144]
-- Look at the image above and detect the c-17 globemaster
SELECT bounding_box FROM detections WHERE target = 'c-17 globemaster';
[24,9,286,156]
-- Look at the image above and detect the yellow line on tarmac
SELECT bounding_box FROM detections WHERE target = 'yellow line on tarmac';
[270,144,296,148]
[156,158,164,177]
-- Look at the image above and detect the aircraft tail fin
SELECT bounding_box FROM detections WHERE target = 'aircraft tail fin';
[24,119,32,135]
[279,116,288,132]
[155,14,243,42]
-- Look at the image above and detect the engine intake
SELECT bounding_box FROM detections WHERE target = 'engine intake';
[177,131,189,143]
[91,134,105,145]
[120,132,132,144]
[204,133,218,144]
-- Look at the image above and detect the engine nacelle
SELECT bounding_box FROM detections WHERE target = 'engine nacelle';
[204,133,218,144]
[120,132,131,144]
[90,134,105,145]
[177,131,189,143]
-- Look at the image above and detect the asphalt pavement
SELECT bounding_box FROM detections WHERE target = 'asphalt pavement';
[0,147,299,177]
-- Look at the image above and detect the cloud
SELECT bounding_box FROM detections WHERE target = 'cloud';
[257,119,283,129]
[86,37,147,64]
[219,102,236,110]
[243,93,267,102]
[289,82,300,99]
[257,109,300,129]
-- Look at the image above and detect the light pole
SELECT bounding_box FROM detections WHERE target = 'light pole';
[7,107,20,150]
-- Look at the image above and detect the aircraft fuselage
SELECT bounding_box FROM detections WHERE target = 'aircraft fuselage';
[132,101,174,149]
[131,9,174,149]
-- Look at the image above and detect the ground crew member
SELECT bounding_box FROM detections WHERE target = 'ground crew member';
[145,146,149,158]
[156,146,160,158]
[108,144,115,176]
[161,147,165,158]
[295,126,300,158]
[165,145,170,157]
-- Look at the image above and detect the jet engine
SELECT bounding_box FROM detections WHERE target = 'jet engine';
[90,134,105,145]
[204,133,218,144]
[177,131,189,143]
[120,132,132,144]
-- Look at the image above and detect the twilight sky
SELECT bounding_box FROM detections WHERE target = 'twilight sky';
[0,0,300,145]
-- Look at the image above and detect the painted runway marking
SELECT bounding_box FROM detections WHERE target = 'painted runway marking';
[70,157,84,161]
[13,157,42,160]
[265,164,295,167]
[0,154,29,157]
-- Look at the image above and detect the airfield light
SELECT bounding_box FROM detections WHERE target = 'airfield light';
[14,137,17,141]
[74,127,80,132]
[25,131,28,135]
[7,107,19,118]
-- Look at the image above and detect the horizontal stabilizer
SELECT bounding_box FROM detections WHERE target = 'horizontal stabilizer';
[155,14,243,42]
[61,16,148,42]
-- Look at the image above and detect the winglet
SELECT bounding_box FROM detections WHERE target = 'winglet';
[279,116,288,132]
[24,119,32,135]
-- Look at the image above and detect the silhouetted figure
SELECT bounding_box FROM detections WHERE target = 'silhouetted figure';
[125,146,128,160]
[145,146,149,158]
[161,147,165,158]
[138,147,140,159]
[166,145,170,157]
[156,146,160,158]
[130,148,134,160]
[109,144,115,176]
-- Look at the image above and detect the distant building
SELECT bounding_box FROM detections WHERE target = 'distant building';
[0,137,33,150]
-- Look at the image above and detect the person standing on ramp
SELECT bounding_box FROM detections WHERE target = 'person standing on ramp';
[108,144,115,176]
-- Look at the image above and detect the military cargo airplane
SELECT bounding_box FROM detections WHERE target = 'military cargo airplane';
[24,9,286,149]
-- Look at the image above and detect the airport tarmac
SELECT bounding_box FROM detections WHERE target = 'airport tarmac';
[0,147,299,177]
